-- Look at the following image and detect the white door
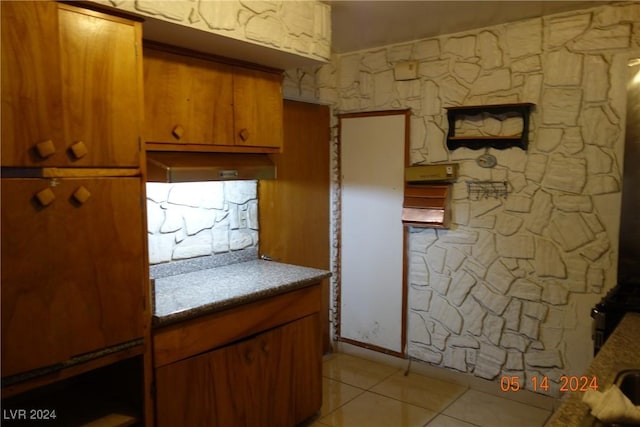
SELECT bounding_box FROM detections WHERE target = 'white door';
[340,112,406,354]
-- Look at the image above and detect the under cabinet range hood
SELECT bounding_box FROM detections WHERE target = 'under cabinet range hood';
[146,151,276,182]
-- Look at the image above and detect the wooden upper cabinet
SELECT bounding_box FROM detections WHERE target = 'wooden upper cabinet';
[233,67,283,149]
[1,177,146,377]
[1,2,142,168]
[143,48,234,146]
[143,47,283,151]
[1,1,64,166]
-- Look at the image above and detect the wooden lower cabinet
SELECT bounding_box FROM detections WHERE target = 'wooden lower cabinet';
[155,314,321,427]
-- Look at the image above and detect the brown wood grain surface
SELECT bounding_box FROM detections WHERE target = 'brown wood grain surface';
[1,177,146,377]
[155,314,320,427]
[153,283,321,368]
[143,47,283,151]
[233,67,284,149]
[1,2,142,167]
[143,48,234,146]
[258,100,331,352]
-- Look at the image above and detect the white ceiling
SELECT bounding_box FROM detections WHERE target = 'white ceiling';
[329,1,610,53]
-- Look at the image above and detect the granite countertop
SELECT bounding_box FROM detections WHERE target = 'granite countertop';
[153,259,331,327]
[546,313,640,426]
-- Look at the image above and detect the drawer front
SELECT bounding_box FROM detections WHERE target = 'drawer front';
[153,283,321,368]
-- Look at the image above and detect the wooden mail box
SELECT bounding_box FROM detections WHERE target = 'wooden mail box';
[402,184,450,228]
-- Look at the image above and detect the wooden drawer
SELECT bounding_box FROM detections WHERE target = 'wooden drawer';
[153,283,321,368]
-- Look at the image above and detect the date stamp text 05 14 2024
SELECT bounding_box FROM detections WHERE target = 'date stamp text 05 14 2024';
[500,375,599,393]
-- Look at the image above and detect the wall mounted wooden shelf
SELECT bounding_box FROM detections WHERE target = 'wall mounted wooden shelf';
[446,103,534,151]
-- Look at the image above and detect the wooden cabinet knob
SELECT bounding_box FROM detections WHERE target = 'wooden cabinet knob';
[245,349,255,363]
[34,188,56,207]
[35,140,56,159]
[72,186,91,204]
[69,141,88,159]
[238,128,250,142]
[172,125,184,140]
[262,342,270,354]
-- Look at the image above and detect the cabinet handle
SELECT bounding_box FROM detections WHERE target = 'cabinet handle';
[69,141,88,159]
[245,349,255,363]
[72,186,91,204]
[238,128,250,142]
[172,125,184,140]
[262,342,270,354]
[34,140,56,159]
[34,188,56,207]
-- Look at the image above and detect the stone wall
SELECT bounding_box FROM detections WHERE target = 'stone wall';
[282,2,640,396]
[92,0,331,62]
[146,181,258,265]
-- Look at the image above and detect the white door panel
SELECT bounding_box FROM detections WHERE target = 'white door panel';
[340,113,406,353]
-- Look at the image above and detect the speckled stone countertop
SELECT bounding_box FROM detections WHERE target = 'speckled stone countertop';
[153,260,331,327]
[546,313,640,426]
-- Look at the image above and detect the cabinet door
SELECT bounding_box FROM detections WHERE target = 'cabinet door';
[233,67,283,149]
[1,178,145,377]
[156,315,321,427]
[340,112,406,354]
[143,48,234,145]
[58,5,142,167]
[1,2,141,167]
[1,1,65,166]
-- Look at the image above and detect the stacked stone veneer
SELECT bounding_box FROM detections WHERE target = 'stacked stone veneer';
[146,182,258,264]
[282,3,640,396]
[92,0,331,62]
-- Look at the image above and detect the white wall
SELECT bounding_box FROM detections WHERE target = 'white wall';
[283,2,640,397]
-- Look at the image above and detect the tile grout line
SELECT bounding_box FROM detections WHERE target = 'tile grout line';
[424,412,482,427]
[317,374,368,423]
[319,356,404,425]
[325,361,465,425]
[423,387,477,427]
[437,388,552,427]
[323,354,468,426]
[323,353,552,427]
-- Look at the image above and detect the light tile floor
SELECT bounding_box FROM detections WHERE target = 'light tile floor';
[301,353,553,427]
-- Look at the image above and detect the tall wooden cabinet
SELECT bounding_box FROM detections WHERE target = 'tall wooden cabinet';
[1,1,148,424]
[259,100,332,353]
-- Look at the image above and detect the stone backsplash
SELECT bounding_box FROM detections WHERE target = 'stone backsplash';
[146,181,258,265]
[283,2,640,397]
